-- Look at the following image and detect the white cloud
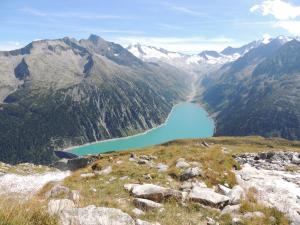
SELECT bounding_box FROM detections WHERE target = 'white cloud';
[0,41,25,51]
[274,20,300,35]
[112,36,240,53]
[250,0,300,20]
[162,2,204,16]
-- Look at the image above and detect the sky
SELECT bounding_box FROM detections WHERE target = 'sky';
[0,0,300,53]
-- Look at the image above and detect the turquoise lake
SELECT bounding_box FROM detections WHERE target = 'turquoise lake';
[70,102,215,156]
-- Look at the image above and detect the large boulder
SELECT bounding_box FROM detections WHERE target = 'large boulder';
[133,198,163,211]
[188,187,230,209]
[48,199,75,216]
[130,184,182,202]
[60,205,135,225]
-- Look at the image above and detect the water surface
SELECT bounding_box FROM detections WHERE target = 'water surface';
[70,102,214,156]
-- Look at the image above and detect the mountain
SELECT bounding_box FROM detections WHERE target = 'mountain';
[202,37,300,140]
[0,35,190,164]
[127,43,240,65]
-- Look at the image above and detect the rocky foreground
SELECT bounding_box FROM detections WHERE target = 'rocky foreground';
[0,137,299,225]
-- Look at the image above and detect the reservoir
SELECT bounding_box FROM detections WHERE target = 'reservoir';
[69,102,214,156]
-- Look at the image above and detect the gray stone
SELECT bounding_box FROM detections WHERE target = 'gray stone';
[60,205,135,225]
[188,187,230,209]
[217,184,231,195]
[95,165,112,175]
[156,163,168,172]
[292,154,300,165]
[46,184,70,198]
[48,199,75,216]
[132,208,145,216]
[81,173,95,178]
[232,217,242,224]
[228,185,245,205]
[176,160,190,169]
[180,167,202,181]
[131,184,182,202]
[243,211,265,219]
[133,198,163,211]
[69,190,80,203]
[221,204,241,215]
[124,183,140,192]
[135,219,161,225]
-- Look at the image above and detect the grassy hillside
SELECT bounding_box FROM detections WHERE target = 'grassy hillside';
[1,136,299,225]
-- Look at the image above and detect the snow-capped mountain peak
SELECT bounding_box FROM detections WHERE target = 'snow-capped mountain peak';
[127,44,183,61]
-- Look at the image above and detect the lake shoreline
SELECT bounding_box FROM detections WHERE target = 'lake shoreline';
[65,102,215,155]
[63,102,182,152]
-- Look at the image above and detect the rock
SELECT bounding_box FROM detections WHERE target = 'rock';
[132,208,145,216]
[52,159,69,171]
[135,219,161,225]
[90,187,97,192]
[221,204,241,215]
[133,198,163,211]
[243,211,265,219]
[180,167,202,181]
[66,157,91,171]
[60,205,135,225]
[81,173,95,178]
[48,199,75,216]
[46,184,70,198]
[217,184,231,195]
[95,165,112,175]
[292,154,300,165]
[156,163,168,172]
[119,176,129,180]
[228,185,245,205]
[232,217,242,224]
[131,184,182,202]
[188,187,230,209]
[176,159,190,168]
[206,217,219,225]
[180,180,207,191]
[124,183,140,192]
[108,176,116,182]
[69,190,80,203]
[202,141,210,148]
[143,174,152,180]
[67,157,90,171]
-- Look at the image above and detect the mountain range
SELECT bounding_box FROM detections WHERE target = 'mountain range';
[0,34,189,164]
[0,34,300,164]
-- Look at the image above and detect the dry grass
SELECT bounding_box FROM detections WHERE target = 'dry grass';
[1,136,298,225]
[0,198,58,225]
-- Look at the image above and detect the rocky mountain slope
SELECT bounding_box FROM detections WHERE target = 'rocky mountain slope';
[202,37,300,140]
[0,35,190,165]
[0,136,299,225]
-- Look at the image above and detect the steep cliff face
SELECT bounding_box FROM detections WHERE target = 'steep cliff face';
[0,35,189,164]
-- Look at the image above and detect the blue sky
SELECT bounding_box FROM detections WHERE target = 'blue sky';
[0,0,300,53]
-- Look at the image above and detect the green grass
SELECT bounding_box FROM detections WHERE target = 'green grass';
[1,136,298,225]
